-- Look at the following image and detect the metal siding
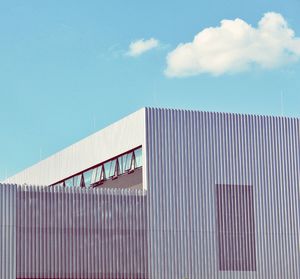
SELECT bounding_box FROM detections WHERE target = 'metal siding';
[0,184,16,279]
[1,108,300,279]
[0,184,148,279]
[145,108,300,279]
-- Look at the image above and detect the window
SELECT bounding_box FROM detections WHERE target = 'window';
[109,159,117,177]
[104,161,111,179]
[125,152,133,171]
[83,170,93,188]
[216,184,256,271]
[134,147,142,168]
[73,174,82,187]
[90,167,97,184]
[118,154,127,174]
[50,146,143,188]
[91,166,104,185]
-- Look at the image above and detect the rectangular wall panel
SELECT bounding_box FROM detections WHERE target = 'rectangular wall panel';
[216,184,256,271]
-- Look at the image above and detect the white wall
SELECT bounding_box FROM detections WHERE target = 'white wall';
[5,108,145,187]
[145,108,300,279]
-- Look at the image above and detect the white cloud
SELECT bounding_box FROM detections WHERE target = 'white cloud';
[165,12,300,77]
[127,38,159,57]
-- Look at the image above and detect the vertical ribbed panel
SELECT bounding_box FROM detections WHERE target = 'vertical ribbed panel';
[0,184,148,279]
[16,186,148,279]
[0,184,16,279]
[145,108,300,279]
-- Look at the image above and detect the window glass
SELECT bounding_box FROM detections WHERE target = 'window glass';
[104,161,111,179]
[94,166,102,183]
[73,174,82,187]
[91,167,99,184]
[109,159,117,177]
[65,178,73,187]
[83,170,93,188]
[118,154,127,174]
[125,152,133,171]
[134,147,142,168]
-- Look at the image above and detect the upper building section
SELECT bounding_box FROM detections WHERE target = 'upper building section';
[5,108,146,188]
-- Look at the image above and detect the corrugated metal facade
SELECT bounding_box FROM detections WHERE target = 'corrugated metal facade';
[0,184,148,279]
[0,184,16,279]
[1,108,300,279]
[145,108,300,279]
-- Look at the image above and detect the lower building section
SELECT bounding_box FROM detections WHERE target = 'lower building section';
[1,180,299,279]
[1,184,148,279]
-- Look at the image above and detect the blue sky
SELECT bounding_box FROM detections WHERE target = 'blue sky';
[1,0,300,179]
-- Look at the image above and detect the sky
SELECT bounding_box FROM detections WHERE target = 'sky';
[0,0,300,179]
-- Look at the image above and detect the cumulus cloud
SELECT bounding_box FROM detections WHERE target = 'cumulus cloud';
[165,12,300,77]
[127,38,159,57]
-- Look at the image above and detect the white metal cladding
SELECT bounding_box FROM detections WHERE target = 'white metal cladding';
[0,183,148,279]
[145,108,300,279]
[5,108,146,187]
[0,184,16,279]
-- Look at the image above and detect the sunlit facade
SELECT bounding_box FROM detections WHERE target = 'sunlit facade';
[1,108,300,279]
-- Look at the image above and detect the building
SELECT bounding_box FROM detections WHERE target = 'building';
[1,107,299,279]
